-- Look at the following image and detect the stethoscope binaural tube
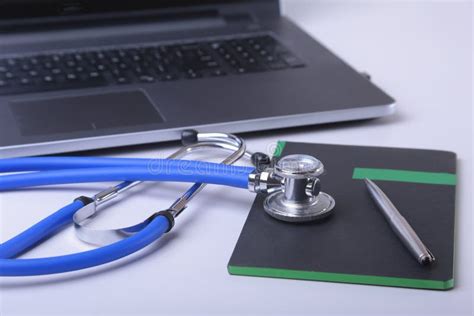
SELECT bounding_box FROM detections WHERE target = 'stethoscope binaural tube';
[73,131,254,246]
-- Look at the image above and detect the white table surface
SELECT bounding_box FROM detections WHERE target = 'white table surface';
[1,1,472,315]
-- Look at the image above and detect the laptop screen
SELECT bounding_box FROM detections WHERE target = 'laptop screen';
[0,0,251,19]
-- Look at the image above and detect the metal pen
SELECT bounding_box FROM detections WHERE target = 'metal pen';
[364,179,435,265]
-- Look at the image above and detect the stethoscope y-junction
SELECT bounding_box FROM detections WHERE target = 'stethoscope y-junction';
[0,130,335,277]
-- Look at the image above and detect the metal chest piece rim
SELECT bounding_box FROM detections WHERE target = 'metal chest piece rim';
[263,154,336,223]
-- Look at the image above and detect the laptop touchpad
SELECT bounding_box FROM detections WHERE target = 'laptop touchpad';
[9,91,164,136]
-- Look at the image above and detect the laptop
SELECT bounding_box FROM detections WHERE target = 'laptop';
[0,0,395,158]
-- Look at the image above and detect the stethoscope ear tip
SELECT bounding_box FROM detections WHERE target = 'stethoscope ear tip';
[181,129,199,146]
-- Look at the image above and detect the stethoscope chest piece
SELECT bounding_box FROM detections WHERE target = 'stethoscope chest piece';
[263,154,335,222]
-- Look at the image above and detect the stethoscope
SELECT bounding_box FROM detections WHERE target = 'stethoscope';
[0,130,335,277]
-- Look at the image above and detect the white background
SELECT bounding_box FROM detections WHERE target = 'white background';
[0,1,472,315]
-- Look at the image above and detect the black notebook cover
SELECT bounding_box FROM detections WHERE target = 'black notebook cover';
[228,141,457,290]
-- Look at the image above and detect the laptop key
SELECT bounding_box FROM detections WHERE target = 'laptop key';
[115,76,131,84]
[280,53,305,68]
[139,75,155,83]
[210,69,226,76]
[20,78,31,85]
[43,75,54,83]
[66,73,78,81]
[159,73,178,81]
[267,61,288,70]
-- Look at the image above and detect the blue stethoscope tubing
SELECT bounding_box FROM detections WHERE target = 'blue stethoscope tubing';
[0,157,255,276]
[0,157,253,191]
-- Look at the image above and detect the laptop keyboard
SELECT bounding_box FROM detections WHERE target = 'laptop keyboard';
[0,34,305,96]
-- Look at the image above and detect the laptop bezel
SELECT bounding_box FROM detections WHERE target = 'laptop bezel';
[0,0,278,20]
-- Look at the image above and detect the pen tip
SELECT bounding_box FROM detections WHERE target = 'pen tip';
[420,255,435,265]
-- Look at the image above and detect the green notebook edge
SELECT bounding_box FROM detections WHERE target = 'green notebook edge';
[227,141,456,290]
[227,265,454,290]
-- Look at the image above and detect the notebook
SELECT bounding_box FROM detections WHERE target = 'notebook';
[228,141,457,290]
